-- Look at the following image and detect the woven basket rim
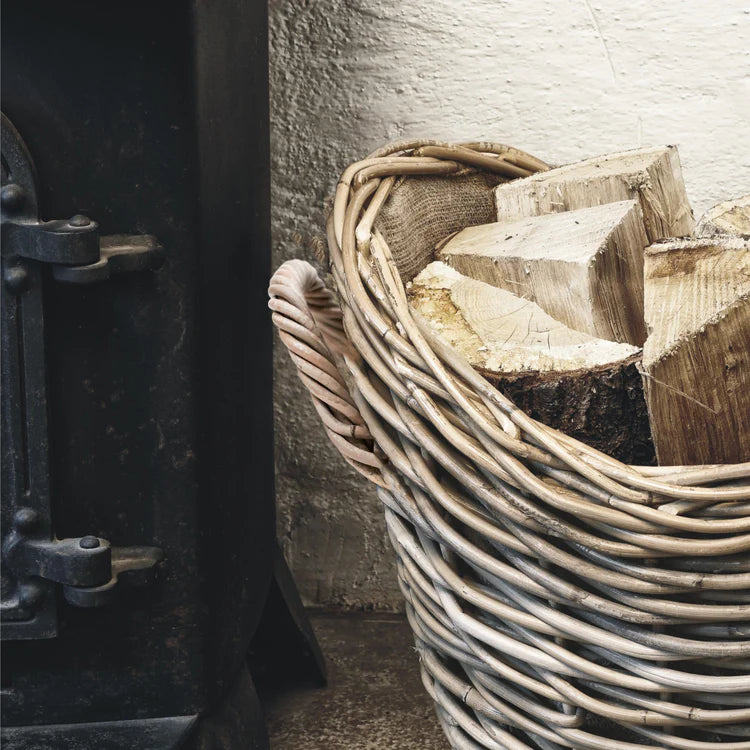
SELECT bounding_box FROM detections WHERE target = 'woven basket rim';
[326,138,749,501]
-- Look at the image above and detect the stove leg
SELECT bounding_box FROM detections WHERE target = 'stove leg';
[247,544,327,692]
[181,665,268,750]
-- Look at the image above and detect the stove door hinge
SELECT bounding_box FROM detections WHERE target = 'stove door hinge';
[1,212,163,285]
[3,513,163,612]
[1,114,163,285]
[1,113,165,641]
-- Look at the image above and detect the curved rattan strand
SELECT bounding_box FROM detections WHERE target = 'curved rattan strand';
[269,140,750,749]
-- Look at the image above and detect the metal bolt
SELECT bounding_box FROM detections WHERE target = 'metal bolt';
[69,214,91,227]
[14,507,40,533]
[18,582,44,608]
[1,183,25,211]
[3,263,30,294]
[79,535,100,549]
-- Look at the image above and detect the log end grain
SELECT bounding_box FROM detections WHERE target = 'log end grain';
[696,194,750,237]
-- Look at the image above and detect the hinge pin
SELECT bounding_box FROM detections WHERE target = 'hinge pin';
[1,183,25,211]
[3,263,30,294]
[13,508,40,533]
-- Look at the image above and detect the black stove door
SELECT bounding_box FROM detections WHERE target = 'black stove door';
[1,1,274,747]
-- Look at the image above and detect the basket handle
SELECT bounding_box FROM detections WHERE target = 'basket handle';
[268,260,384,484]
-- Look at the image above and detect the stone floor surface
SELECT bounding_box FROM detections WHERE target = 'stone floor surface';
[262,612,447,749]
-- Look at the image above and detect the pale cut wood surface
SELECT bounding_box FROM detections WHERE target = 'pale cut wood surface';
[494,145,694,243]
[439,200,648,345]
[696,194,750,237]
[410,262,640,374]
[408,262,653,462]
[643,235,750,465]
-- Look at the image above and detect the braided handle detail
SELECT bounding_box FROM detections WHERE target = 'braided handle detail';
[268,259,384,485]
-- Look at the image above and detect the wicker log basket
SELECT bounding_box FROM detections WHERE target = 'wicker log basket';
[268,140,750,750]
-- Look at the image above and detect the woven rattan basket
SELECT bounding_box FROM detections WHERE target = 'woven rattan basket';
[269,140,750,750]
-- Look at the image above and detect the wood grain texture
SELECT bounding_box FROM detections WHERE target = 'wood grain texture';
[439,200,648,345]
[409,262,653,462]
[494,145,694,243]
[643,235,750,465]
[696,194,750,237]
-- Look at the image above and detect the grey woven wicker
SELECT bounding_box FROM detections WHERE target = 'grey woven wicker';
[268,140,750,750]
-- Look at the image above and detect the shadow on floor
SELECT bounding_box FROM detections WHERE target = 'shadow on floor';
[260,612,447,749]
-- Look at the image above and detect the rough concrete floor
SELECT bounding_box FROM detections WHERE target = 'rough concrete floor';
[262,612,448,749]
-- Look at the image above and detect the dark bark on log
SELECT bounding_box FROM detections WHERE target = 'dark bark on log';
[483,355,655,465]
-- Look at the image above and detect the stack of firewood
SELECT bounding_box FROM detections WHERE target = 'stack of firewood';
[407,146,749,466]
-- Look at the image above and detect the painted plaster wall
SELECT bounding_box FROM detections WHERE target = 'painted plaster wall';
[270,0,750,609]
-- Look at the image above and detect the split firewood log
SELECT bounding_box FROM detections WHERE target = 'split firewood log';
[494,145,694,243]
[696,194,750,237]
[642,235,750,465]
[408,262,654,463]
[438,200,648,346]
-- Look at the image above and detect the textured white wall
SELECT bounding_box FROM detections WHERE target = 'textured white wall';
[270,0,750,609]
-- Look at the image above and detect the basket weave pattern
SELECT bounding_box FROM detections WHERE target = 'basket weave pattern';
[269,141,750,750]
